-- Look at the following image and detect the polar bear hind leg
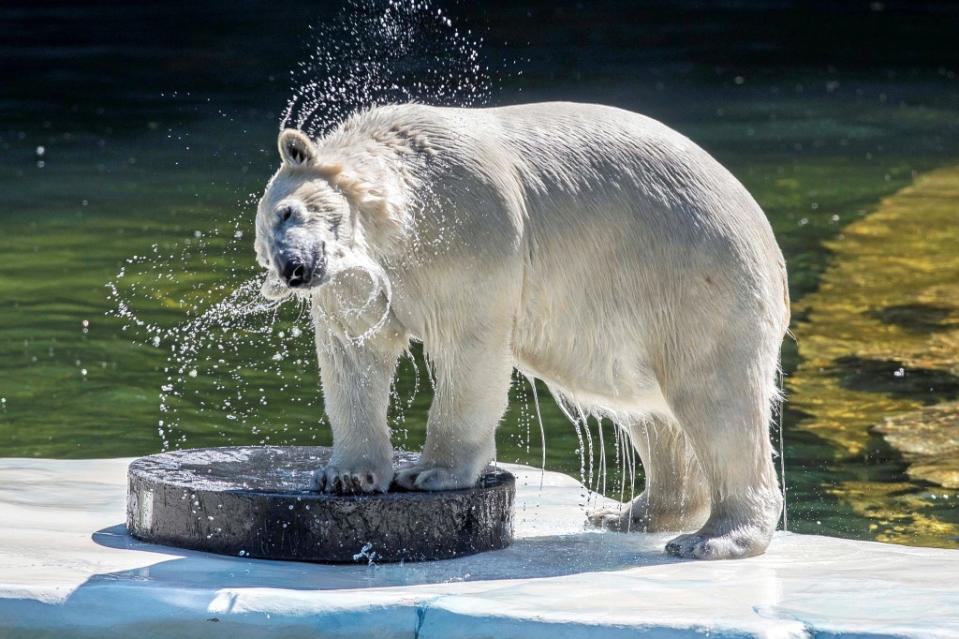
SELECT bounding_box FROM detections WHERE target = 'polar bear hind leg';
[663,338,784,560]
[590,413,710,533]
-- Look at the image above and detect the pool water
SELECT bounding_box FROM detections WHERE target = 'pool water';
[1,1,957,548]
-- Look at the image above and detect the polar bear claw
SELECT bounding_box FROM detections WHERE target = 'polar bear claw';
[317,464,392,494]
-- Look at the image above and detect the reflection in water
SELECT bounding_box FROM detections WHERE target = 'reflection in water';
[875,404,959,489]
[790,166,959,547]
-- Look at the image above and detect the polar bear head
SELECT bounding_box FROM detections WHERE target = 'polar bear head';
[255,128,403,301]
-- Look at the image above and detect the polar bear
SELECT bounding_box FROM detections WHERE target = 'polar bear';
[254,102,789,560]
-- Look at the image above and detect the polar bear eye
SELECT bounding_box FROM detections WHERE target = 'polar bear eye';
[278,206,294,223]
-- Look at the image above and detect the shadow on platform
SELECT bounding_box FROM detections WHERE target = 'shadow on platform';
[90,522,683,592]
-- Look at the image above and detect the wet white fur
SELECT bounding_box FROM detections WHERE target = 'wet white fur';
[255,102,790,560]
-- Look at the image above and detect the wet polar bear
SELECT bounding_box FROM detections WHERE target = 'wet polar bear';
[255,102,789,560]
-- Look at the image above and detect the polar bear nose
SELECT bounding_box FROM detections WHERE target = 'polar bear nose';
[279,257,312,288]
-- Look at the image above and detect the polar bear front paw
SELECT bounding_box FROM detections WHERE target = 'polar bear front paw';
[394,463,474,491]
[317,463,392,494]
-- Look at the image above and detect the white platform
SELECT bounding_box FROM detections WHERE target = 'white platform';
[1,457,957,638]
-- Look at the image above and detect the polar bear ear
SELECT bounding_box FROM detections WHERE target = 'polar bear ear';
[278,129,317,167]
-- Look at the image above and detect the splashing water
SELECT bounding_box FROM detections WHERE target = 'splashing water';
[283,0,503,138]
[107,0,506,453]
[107,241,316,450]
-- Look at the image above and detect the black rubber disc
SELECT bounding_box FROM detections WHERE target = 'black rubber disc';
[126,446,515,563]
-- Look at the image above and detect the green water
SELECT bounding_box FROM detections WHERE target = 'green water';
[2,2,958,548]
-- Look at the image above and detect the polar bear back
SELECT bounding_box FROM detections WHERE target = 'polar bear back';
[348,101,783,281]
[321,103,789,393]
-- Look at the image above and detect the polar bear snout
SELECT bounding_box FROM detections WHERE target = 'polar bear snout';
[280,257,311,288]
[275,246,324,288]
